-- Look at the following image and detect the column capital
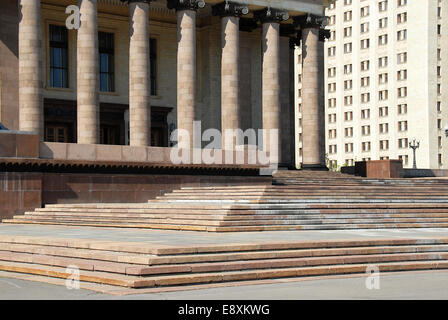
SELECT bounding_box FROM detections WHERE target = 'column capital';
[212,1,249,17]
[294,13,327,29]
[254,7,289,24]
[167,0,205,11]
[120,0,152,4]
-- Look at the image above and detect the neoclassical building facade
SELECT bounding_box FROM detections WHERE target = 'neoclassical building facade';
[0,0,331,169]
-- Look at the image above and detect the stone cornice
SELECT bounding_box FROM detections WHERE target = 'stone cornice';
[166,0,206,11]
[294,13,327,29]
[253,7,289,24]
[212,1,249,18]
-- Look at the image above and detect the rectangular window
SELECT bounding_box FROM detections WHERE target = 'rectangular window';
[49,25,69,88]
[99,32,115,92]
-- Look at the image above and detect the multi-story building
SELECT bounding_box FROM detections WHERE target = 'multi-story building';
[296,0,447,169]
[1,0,334,170]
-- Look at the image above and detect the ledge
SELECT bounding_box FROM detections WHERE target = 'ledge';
[0,156,266,176]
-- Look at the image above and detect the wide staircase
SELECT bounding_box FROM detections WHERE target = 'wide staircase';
[0,236,447,291]
[3,171,448,232]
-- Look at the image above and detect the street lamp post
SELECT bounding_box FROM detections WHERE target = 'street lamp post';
[409,138,420,169]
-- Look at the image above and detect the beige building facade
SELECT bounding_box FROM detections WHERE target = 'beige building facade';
[295,0,447,170]
[0,0,333,169]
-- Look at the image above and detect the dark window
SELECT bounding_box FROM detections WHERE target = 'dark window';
[150,38,157,96]
[99,32,115,92]
[45,125,69,142]
[49,25,69,88]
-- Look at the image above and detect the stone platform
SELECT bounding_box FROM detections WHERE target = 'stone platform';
[0,224,447,293]
[2,170,448,292]
[5,171,448,231]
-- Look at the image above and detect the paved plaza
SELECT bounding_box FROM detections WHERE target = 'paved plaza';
[1,224,447,246]
[1,269,448,300]
[0,224,447,299]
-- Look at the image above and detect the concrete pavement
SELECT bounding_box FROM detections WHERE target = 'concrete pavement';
[0,270,448,299]
[0,224,447,246]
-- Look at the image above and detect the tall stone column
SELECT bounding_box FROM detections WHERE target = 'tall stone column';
[212,2,248,149]
[255,8,289,163]
[128,1,151,146]
[19,0,43,139]
[296,14,328,170]
[77,0,99,144]
[168,0,204,149]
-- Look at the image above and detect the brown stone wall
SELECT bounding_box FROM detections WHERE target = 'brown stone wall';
[354,160,403,179]
[41,173,270,205]
[0,172,42,219]
[0,0,19,130]
[0,132,39,158]
[0,170,270,219]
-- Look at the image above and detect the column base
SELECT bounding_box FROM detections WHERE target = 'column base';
[301,164,329,171]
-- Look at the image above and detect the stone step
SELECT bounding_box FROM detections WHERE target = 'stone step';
[175,186,448,192]
[11,215,224,226]
[0,257,447,289]
[26,212,229,220]
[175,185,448,190]
[5,219,448,231]
[160,194,448,198]
[43,203,235,210]
[0,251,190,276]
[151,199,448,204]
[39,204,448,212]
[3,241,448,266]
[1,235,446,255]
[273,182,448,187]
[161,191,448,196]
[43,202,448,209]
[23,211,448,220]
[35,207,233,214]
[13,215,448,226]
[1,248,448,276]
[211,223,448,232]
[0,242,150,265]
[2,219,211,231]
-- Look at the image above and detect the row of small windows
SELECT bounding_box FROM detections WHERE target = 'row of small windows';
[329,13,407,34]
[49,24,158,95]
[327,105,409,123]
[327,56,407,75]
[326,103,442,121]
[327,122,409,140]
[320,82,446,99]
[328,0,407,11]
[327,31,407,53]
[325,88,407,106]
[329,10,406,25]
[328,138,410,155]
[327,71,407,91]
